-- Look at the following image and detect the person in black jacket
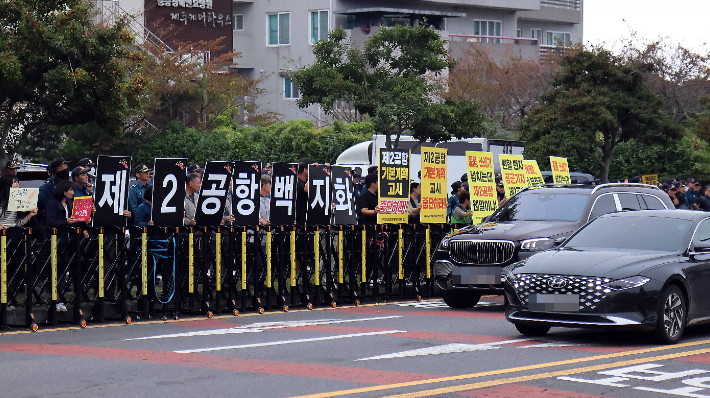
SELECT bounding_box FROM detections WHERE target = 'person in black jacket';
[695,185,710,211]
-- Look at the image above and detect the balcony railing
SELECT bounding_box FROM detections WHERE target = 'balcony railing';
[540,0,581,10]
[449,34,539,45]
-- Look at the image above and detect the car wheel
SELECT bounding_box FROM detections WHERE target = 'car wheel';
[515,323,551,336]
[654,285,686,344]
[442,291,481,308]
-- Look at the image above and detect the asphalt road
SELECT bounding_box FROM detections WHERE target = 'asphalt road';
[4,297,710,397]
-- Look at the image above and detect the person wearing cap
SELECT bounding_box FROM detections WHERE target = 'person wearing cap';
[3,159,20,176]
[686,178,700,207]
[37,158,70,226]
[134,184,154,228]
[128,164,151,217]
[674,182,687,209]
[71,167,94,197]
[447,181,464,221]
[694,184,710,212]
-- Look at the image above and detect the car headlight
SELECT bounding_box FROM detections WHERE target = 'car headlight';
[520,238,554,252]
[600,276,650,292]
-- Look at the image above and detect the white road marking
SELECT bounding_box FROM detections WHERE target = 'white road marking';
[174,330,406,354]
[397,300,501,309]
[125,316,402,341]
[517,342,576,349]
[355,338,532,361]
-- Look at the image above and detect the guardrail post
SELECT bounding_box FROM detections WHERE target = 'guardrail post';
[337,226,344,305]
[266,226,272,310]
[1,230,6,329]
[50,229,58,324]
[426,226,432,296]
[360,225,366,302]
[398,225,404,297]
[313,227,320,306]
[290,227,296,307]
[141,228,149,320]
[216,227,222,311]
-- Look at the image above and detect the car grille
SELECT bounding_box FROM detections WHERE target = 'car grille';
[448,240,515,265]
[514,274,611,311]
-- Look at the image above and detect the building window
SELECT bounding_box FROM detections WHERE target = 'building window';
[531,28,542,43]
[473,20,502,43]
[516,29,522,38]
[284,76,299,99]
[310,10,329,44]
[233,14,243,31]
[268,13,290,46]
[346,15,356,29]
[546,31,571,46]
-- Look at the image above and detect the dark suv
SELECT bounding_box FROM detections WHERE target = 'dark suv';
[433,183,675,308]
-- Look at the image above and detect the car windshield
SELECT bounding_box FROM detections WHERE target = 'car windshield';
[488,191,589,222]
[563,216,691,252]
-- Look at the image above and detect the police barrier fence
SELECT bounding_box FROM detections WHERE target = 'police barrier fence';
[0,224,449,330]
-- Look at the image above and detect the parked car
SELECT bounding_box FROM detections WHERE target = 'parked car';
[433,183,674,309]
[505,210,710,344]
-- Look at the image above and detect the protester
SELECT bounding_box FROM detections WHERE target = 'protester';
[674,182,687,209]
[187,164,204,177]
[686,178,700,207]
[447,181,464,221]
[134,184,153,228]
[695,185,710,211]
[496,176,508,206]
[71,166,93,197]
[0,175,37,228]
[183,173,201,226]
[3,160,20,176]
[451,191,473,225]
[262,163,272,176]
[221,180,235,226]
[295,158,311,227]
[259,174,271,226]
[357,173,379,225]
[408,181,422,224]
[37,158,70,225]
[460,173,469,191]
[128,164,151,217]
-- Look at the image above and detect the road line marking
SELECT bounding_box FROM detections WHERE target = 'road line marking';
[174,330,407,353]
[355,339,532,361]
[383,347,710,397]
[125,316,401,341]
[291,338,710,398]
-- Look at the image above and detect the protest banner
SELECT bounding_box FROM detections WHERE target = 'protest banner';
[72,197,93,222]
[550,156,571,184]
[8,188,39,212]
[94,156,131,227]
[378,148,410,224]
[466,151,497,224]
[307,164,331,226]
[420,147,447,224]
[330,166,357,225]
[195,161,233,226]
[231,161,261,226]
[499,154,526,198]
[523,160,545,186]
[270,163,297,226]
[152,158,187,227]
[642,174,658,186]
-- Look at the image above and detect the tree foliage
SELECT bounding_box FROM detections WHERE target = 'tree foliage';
[292,26,488,148]
[520,47,679,182]
[0,0,144,165]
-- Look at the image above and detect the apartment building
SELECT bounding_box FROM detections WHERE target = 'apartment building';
[98,0,583,125]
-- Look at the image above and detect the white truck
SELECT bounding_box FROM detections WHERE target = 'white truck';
[336,135,525,189]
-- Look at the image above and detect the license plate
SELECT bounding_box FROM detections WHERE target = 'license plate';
[528,294,579,312]
[452,266,501,285]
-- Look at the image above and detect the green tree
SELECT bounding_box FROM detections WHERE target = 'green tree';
[291,26,488,149]
[0,0,144,165]
[520,48,679,182]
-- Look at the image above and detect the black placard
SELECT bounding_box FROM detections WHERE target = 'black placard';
[93,156,131,227]
[195,161,233,226]
[269,163,297,226]
[307,165,331,226]
[152,158,187,227]
[331,166,357,225]
[232,161,261,226]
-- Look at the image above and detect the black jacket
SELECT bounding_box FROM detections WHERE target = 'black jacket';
[45,199,74,228]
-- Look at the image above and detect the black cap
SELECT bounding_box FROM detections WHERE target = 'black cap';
[460,173,468,182]
[630,176,641,183]
[187,164,204,174]
[5,160,20,169]
[78,158,95,168]
[135,164,150,174]
[72,166,90,179]
[49,157,70,171]
[451,181,462,194]
[687,178,697,185]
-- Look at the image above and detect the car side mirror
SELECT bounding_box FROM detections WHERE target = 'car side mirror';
[553,237,567,246]
[688,242,710,258]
